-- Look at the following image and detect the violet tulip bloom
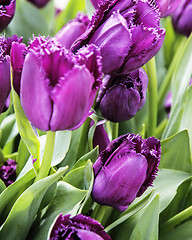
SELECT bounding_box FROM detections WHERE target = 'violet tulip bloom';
[72,0,165,75]
[98,68,148,122]
[20,36,102,131]
[49,214,111,240]
[155,0,181,17]
[0,159,17,187]
[0,0,16,32]
[26,0,50,8]
[92,133,161,212]
[0,35,22,113]
[172,0,192,37]
[54,13,90,49]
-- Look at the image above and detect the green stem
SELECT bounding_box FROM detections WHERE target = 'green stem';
[111,122,119,140]
[35,131,56,182]
[155,118,168,139]
[160,205,192,236]
[146,57,158,137]
[76,117,91,160]
[158,38,186,108]
[93,204,108,224]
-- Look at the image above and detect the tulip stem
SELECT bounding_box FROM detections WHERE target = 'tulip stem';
[160,205,192,236]
[146,57,158,137]
[93,204,108,224]
[35,131,56,181]
[111,122,119,140]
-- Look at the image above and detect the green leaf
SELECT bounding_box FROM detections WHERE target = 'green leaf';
[54,0,86,34]
[0,169,35,218]
[16,139,30,175]
[160,130,192,172]
[7,0,49,42]
[160,220,192,240]
[29,182,87,240]
[11,81,40,165]
[129,195,160,240]
[0,180,6,194]
[0,167,68,240]
[0,114,15,149]
[162,34,192,139]
[180,84,192,152]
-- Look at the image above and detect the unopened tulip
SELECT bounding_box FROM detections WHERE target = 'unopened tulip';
[172,0,192,37]
[20,36,102,131]
[49,214,111,240]
[54,13,90,49]
[72,0,165,75]
[0,0,16,32]
[92,133,161,212]
[98,68,148,122]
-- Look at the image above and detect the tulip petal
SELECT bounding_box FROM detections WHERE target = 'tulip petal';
[50,66,95,131]
[77,229,104,240]
[20,52,52,131]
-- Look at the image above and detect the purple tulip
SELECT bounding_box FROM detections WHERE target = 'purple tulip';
[90,0,100,8]
[26,0,50,8]
[92,121,110,153]
[20,36,102,131]
[92,133,161,212]
[0,35,23,113]
[72,0,165,75]
[0,0,16,32]
[172,0,192,37]
[0,159,17,187]
[49,214,111,240]
[155,0,181,17]
[97,68,148,122]
[54,13,90,49]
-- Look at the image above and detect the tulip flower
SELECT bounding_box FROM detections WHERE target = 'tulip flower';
[172,0,192,37]
[54,13,90,49]
[155,0,181,17]
[92,133,161,212]
[0,0,16,32]
[92,121,110,153]
[26,0,50,8]
[0,159,17,187]
[0,35,22,113]
[49,214,111,240]
[20,36,102,131]
[72,0,165,75]
[98,68,148,122]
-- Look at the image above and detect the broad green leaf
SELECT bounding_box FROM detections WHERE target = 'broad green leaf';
[54,0,86,34]
[11,83,40,164]
[40,130,71,167]
[129,195,160,240]
[160,220,192,240]
[16,139,30,175]
[0,169,35,218]
[7,0,49,42]
[160,130,192,172]
[0,114,15,149]
[29,182,87,240]
[0,167,68,240]
[162,34,192,139]
[0,180,6,194]
[180,85,192,152]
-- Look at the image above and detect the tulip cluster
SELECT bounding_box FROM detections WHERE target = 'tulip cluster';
[92,133,161,212]
[49,214,111,240]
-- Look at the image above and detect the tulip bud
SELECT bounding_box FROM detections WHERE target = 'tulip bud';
[92,133,161,212]
[98,68,148,122]
[172,0,192,37]
[155,0,181,17]
[20,36,102,131]
[0,159,17,187]
[54,13,90,49]
[0,35,22,113]
[49,214,111,240]
[72,0,165,75]
[0,0,16,32]
[92,121,110,153]
[26,0,50,8]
